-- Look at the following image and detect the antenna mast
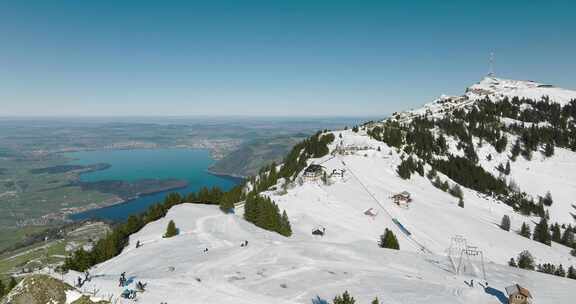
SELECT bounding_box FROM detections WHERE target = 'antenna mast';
[488,52,495,77]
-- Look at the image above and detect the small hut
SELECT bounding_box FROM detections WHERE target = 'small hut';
[312,226,326,237]
[391,191,412,207]
[303,164,324,181]
[505,284,533,304]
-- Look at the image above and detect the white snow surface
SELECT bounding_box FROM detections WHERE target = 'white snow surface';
[466,77,576,105]
[59,77,576,303]
[62,129,576,303]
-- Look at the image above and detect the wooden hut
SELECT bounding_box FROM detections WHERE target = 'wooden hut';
[391,191,412,207]
[505,284,533,304]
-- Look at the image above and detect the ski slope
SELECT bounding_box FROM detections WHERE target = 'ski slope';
[63,203,575,304]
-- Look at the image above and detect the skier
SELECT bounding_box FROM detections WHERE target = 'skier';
[77,276,82,287]
[136,240,141,248]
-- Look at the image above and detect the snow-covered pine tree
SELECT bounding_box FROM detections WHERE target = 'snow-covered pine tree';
[500,215,511,231]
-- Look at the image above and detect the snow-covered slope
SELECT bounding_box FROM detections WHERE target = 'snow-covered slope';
[63,204,574,304]
[57,77,576,303]
[466,77,576,105]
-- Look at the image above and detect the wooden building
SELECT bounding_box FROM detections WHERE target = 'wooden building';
[505,284,533,304]
[303,164,324,181]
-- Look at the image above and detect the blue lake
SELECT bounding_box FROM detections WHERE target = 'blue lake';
[68,148,241,222]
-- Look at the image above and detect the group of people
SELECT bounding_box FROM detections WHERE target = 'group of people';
[76,271,90,288]
[240,240,249,247]
[119,271,148,300]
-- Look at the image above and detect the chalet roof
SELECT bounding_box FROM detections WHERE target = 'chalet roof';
[505,284,533,299]
[305,164,324,173]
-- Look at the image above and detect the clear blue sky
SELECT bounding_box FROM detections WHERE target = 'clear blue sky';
[0,0,574,117]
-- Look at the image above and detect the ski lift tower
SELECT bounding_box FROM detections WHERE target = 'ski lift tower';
[447,235,487,281]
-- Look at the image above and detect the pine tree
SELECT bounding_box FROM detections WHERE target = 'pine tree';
[321,171,329,185]
[568,266,576,280]
[517,250,535,270]
[500,215,511,231]
[219,192,235,213]
[510,139,521,161]
[333,291,356,304]
[378,228,400,250]
[561,228,574,247]
[164,220,178,238]
[543,142,555,157]
[280,210,292,237]
[519,222,531,238]
[504,161,511,175]
[508,258,517,267]
[371,297,380,304]
[541,191,553,206]
[449,184,463,199]
[8,277,17,291]
[533,217,551,246]
[551,223,562,243]
[0,279,5,298]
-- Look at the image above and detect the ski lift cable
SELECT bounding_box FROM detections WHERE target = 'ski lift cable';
[338,156,432,254]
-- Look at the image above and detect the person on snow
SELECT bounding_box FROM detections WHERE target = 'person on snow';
[136,281,146,291]
[136,240,141,248]
[77,277,82,287]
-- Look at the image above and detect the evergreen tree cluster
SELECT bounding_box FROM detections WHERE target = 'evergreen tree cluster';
[0,277,17,299]
[331,291,381,304]
[433,156,507,196]
[378,228,400,250]
[509,250,576,280]
[503,191,544,217]
[277,131,335,181]
[396,156,424,179]
[244,194,292,237]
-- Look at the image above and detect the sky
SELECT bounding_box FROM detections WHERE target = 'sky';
[0,0,574,117]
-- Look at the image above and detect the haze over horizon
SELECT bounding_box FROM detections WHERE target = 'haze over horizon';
[1,0,574,117]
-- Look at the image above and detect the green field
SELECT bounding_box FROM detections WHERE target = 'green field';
[0,156,115,228]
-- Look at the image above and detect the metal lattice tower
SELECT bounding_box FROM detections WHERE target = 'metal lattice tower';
[488,52,495,77]
[447,235,487,280]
